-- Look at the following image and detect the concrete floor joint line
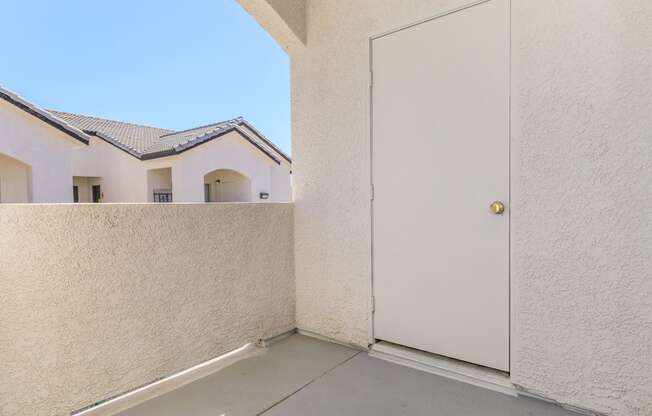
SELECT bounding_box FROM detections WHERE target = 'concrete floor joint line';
[256,351,363,416]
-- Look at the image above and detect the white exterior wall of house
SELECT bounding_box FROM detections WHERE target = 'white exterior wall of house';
[0,153,31,203]
[203,169,251,202]
[71,137,149,202]
[73,176,102,203]
[240,124,293,202]
[146,168,172,202]
[0,99,81,203]
[70,130,291,203]
[145,131,290,203]
[241,1,652,415]
[270,160,291,201]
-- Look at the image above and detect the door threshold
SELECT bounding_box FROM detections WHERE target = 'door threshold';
[369,340,517,397]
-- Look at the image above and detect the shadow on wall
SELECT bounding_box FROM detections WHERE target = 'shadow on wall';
[0,152,32,203]
[147,167,173,202]
[203,169,252,202]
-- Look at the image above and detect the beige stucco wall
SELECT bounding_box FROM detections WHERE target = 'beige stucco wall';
[237,0,306,53]
[292,0,478,350]
[0,203,295,416]
[264,0,306,43]
[243,0,652,414]
[510,2,652,415]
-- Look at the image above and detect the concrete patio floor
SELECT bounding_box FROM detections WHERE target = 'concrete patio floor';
[117,334,580,416]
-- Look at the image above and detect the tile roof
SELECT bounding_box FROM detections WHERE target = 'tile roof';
[46,111,291,163]
[0,85,290,163]
[144,120,235,155]
[49,111,174,154]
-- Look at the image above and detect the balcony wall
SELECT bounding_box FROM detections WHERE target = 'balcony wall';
[241,1,652,415]
[0,203,295,416]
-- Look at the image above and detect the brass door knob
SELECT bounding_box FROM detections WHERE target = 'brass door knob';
[489,201,505,215]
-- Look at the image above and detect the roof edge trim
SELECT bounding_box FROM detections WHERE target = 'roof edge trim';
[237,120,291,163]
[141,127,281,165]
[85,131,144,159]
[0,87,90,145]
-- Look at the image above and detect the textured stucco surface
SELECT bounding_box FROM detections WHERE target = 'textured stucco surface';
[290,0,475,348]
[243,1,652,414]
[265,0,306,43]
[0,203,294,416]
[237,0,306,53]
[510,2,652,415]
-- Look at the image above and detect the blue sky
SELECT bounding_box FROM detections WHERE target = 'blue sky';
[0,0,291,154]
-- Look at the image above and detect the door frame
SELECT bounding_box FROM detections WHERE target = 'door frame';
[92,184,101,203]
[367,0,511,370]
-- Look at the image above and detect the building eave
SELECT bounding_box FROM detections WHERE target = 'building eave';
[140,127,282,165]
[237,121,292,163]
[84,130,144,159]
[0,87,90,145]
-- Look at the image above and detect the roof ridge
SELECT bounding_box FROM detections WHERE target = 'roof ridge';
[47,110,174,132]
[158,116,242,138]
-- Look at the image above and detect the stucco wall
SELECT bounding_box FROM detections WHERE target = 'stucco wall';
[72,137,150,203]
[0,153,31,203]
[291,0,475,349]
[73,176,89,202]
[165,131,282,203]
[265,0,306,43]
[0,203,295,416]
[73,176,102,203]
[0,99,80,202]
[244,0,652,414]
[237,0,306,53]
[510,2,652,415]
[270,161,292,202]
[146,167,172,202]
[204,169,252,202]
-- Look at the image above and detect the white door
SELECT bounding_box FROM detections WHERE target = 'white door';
[372,0,509,371]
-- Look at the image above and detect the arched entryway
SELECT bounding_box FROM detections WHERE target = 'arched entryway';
[203,169,251,202]
[0,153,32,203]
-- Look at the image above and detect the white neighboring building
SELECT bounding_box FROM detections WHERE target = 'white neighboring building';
[0,86,292,203]
[0,88,90,203]
[59,111,292,203]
